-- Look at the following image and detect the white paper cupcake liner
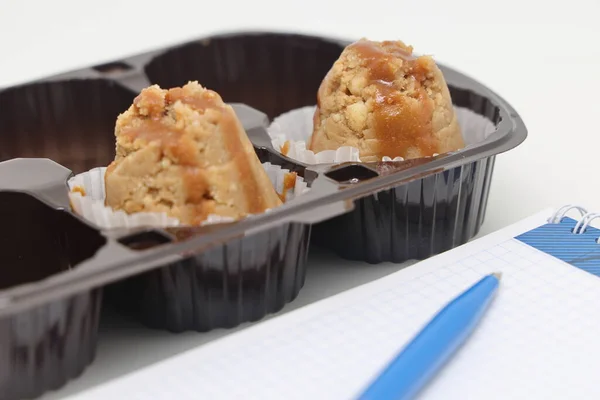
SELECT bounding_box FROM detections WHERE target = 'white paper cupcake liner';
[267,105,495,164]
[68,163,309,229]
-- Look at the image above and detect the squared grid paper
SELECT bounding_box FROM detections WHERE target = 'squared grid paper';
[67,210,600,400]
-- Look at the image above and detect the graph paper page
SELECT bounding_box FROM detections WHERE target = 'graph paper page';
[65,209,600,400]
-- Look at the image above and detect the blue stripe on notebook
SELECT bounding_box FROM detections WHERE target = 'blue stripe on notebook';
[516,217,600,276]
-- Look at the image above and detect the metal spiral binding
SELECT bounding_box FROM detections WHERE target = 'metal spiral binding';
[548,205,600,243]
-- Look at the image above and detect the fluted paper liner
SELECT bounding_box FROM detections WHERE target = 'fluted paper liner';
[68,163,308,229]
[267,106,495,164]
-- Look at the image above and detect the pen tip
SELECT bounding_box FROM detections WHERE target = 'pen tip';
[492,272,502,280]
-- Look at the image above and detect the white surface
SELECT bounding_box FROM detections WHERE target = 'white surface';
[0,0,599,398]
[61,209,600,400]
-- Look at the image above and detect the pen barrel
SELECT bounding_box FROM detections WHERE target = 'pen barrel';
[358,274,500,400]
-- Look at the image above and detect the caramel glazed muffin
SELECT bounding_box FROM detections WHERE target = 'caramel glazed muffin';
[104,81,282,226]
[310,39,465,162]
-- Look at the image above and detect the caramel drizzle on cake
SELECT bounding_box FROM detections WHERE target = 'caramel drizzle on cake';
[107,82,281,225]
[348,40,438,158]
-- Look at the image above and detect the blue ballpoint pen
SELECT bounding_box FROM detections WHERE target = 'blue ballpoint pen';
[357,272,502,400]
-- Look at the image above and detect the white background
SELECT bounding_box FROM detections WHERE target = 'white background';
[1,0,599,398]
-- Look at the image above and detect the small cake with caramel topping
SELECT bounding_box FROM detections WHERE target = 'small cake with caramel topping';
[310,39,464,162]
[104,81,282,225]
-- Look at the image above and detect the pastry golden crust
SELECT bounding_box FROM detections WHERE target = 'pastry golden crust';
[310,39,464,162]
[104,81,282,225]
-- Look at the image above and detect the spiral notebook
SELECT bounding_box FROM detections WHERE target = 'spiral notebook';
[65,206,600,400]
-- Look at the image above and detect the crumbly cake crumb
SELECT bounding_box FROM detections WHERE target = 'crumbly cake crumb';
[105,81,282,225]
[310,39,464,162]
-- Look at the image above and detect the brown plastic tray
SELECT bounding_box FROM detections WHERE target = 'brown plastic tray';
[0,31,526,399]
